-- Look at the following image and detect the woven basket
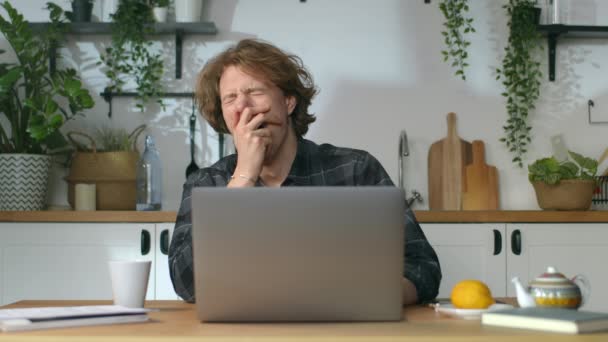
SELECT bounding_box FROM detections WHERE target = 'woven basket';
[65,127,144,210]
[532,180,596,211]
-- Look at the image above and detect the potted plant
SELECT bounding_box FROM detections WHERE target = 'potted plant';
[439,0,475,81]
[100,0,165,111]
[68,0,94,22]
[496,0,543,168]
[0,2,94,211]
[528,151,598,210]
[150,0,170,23]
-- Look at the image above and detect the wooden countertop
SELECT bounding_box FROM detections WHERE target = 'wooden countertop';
[2,210,608,223]
[1,300,603,341]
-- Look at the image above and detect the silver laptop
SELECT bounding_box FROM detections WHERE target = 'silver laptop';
[191,186,405,322]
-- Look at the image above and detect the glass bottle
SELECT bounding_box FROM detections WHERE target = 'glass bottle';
[136,135,162,211]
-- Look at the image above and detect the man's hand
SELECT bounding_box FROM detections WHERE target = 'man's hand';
[230,106,271,186]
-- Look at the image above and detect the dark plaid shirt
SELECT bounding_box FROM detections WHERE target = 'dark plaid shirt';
[169,138,441,303]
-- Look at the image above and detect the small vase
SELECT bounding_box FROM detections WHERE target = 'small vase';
[175,0,203,22]
[153,7,168,23]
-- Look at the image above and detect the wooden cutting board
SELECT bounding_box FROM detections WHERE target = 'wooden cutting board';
[428,112,472,210]
[462,140,499,210]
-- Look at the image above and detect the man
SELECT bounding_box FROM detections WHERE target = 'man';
[169,39,441,305]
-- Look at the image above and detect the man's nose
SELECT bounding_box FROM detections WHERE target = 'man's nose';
[234,94,252,112]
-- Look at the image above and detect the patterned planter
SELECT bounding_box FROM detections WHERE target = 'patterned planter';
[0,154,52,211]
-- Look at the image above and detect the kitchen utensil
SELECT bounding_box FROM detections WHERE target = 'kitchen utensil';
[428,112,472,210]
[462,140,499,210]
[551,134,569,162]
[186,103,200,178]
[512,266,590,309]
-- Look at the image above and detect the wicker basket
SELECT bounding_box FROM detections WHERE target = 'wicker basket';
[65,128,143,210]
[532,179,596,211]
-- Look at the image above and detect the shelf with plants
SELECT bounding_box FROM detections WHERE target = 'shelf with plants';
[536,24,608,81]
[28,22,218,79]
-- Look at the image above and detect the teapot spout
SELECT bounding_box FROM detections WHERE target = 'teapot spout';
[512,276,536,308]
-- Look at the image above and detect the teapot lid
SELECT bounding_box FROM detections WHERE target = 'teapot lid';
[531,266,575,286]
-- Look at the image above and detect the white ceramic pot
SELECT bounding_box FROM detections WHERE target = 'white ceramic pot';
[175,0,203,22]
[0,154,52,211]
[153,7,168,23]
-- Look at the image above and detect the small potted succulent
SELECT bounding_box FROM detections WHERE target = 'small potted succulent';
[528,151,598,210]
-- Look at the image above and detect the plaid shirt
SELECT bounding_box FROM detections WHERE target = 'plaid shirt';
[169,138,441,303]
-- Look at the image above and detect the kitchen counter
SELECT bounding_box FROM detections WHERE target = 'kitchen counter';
[2,210,608,223]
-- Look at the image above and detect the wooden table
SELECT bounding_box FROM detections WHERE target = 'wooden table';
[1,300,607,341]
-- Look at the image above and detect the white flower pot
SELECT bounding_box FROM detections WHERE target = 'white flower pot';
[175,0,203,22]
[153,7,168,23]
[0,154,52,211]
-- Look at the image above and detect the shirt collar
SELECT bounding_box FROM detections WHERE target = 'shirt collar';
[283,138,318,186]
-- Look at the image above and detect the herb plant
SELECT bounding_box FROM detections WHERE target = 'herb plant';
[528,151,598,185]
[439,0,475,81]
[496,0,542,168]
[0,1,94,154]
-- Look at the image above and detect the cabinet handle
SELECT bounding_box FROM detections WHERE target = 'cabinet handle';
[511,229,521,255]
[160,229,169,255]
[493,229,502,255]
[141,230,151,256]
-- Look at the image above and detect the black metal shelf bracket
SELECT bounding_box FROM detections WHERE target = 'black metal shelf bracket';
[175,29,184,79]
[538,24,608,81]
[548,32,559,81]
[100,90,195,117]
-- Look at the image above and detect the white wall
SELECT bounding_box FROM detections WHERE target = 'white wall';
[1,0,607,211]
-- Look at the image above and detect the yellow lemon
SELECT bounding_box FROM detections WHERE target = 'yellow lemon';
[450,280,495,309]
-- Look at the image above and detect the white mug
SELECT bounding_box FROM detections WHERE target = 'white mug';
[109,260,151,308]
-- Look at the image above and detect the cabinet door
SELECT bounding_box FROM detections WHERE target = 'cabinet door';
[507,223,608,312]
[0,223,155,306]
[155,223,178,300]
[422,224,507,298]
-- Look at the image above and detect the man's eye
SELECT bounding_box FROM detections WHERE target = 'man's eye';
[223,96,236,104]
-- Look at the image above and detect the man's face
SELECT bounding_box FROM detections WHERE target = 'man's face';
[219,65,296,160]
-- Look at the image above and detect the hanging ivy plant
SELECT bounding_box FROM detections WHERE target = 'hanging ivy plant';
[496,0,542,168]
[439,0,475,80]
[99,0,164,111]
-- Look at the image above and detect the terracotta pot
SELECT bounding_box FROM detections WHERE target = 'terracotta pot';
[532,180,596,211]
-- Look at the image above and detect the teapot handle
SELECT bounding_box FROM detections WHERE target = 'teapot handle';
[573,274,591,307]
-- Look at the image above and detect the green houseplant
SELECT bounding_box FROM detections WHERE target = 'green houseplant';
[439,0,475,80]
[100,0,165,111]
[528,151,598,210]
[0,1,94,210]
[496,0,543,168]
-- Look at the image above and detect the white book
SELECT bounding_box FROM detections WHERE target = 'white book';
[0,305,153,332]
[482,307,608,334]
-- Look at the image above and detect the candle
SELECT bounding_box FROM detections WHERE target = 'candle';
[75,183,96,211]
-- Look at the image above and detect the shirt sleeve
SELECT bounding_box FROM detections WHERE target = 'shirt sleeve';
[356,152,442,303]
[168,171,220,302]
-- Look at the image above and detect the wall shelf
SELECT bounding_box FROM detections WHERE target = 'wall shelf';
[29,22,218,79]
[537,24,608,81]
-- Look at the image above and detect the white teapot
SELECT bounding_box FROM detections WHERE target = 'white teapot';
[512,266,590,309]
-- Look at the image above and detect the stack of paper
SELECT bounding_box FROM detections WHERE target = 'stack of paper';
[0,305,153,332]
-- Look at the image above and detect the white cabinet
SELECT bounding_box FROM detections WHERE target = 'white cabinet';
[0,222,176,306]
[155,223,178,300]
[422,224,507,299]
[422,222,608,312]
[506,223,608,312]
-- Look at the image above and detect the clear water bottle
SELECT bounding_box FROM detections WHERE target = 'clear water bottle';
[136,135,162,211]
